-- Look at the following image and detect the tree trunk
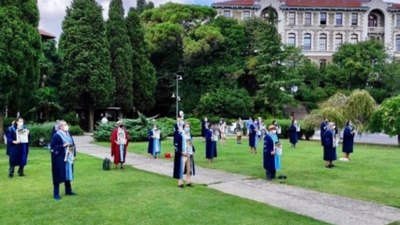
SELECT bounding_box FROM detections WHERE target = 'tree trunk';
[88,107,94,132]
[0,114,4,143]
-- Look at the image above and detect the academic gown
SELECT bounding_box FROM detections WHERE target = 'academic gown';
[50,131,76,185]
[320,121,327,146]
[248,123,256,147]
[263,134,276,172]
[342,126,355,153]
[289,124,298,144]
[205,129,216,159]
[323,130,337,161]
[173,129,183,179]
[7,125,29,167]
[110,128,129,164]
[148,130,161,156]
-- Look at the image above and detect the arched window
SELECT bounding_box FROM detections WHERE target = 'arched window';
[335,34,343,50]
[319,33,327,51]
[303,33,312,50]
[288,33,296,46]
[350,34,358,44]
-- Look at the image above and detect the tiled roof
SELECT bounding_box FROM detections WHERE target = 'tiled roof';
[39,29,55,39]
[283,0,363,8]
[212,0,256,7]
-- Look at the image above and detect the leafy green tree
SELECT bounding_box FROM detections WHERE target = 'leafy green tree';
[369,95,400,145]
[40,40,63,87]
[126,8,157,113]
[197,88,254,118]
[248,18,302,115]
[141,3,217,115]
[329,40,386,90]
[106,0,134,113]
[59,0,115,132]
[136,0,154,14]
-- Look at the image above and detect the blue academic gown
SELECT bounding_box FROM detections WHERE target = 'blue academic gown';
[50,131,76,185]
[173,126,183,179]
[342,126,355,153]
[289,124,298,145]
[7,125,30,167]
[263,134,276,178]
[320,121,328,146]
[323,130,337,161]
[205,128,217,159]
[248,123,256,147]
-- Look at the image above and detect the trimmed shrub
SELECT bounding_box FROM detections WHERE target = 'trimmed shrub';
[27,122,83,147]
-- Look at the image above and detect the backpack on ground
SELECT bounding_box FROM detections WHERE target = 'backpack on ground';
[103,158,111,170]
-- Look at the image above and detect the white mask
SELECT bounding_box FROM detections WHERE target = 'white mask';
[17,122,23,129]
[64,125,69,132]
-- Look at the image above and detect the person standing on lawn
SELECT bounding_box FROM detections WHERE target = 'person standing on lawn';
[205,123,217,163]
[341,120,356,161]
[148,124,161,159]
[111,120,129,169]
[323,122,337,168]
[289,120,298,148]
[248,119,257,154]
[50,120,77,200]
[263,125,277,180]
[7,117,30,178]
[320,118,329,146]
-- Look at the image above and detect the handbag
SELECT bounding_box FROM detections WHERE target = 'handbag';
[102,157,111,170]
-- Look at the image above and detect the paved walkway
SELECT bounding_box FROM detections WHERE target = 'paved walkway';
[74,135,400,225]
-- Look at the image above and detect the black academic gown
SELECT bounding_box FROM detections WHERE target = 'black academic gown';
[320,121,327,146]
[205,129,215,159]
[173,128,183,179]
[147,130,154,155]
[50,132,76,185]
[342,126,354,153]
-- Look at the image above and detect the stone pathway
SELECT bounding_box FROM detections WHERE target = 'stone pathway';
[74,135,400,225]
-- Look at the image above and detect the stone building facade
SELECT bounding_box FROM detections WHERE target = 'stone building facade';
[212,0,400,64]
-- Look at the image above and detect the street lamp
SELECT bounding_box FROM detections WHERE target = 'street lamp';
[172,74,183,118]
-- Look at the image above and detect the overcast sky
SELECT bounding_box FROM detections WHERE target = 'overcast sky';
[38,0,400,41]
[38,0,212,41]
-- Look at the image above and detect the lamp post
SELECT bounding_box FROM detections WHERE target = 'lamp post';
[172,74,183,118]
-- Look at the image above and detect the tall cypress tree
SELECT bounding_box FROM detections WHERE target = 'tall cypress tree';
[0,0,41,115]
[126,8,156,113]
[106,0,134,114]
[59,0,114,131]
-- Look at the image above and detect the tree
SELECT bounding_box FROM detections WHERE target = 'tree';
[59,0,115,132]
[329,40,386,90]
[0,0,41,141]
[196,88,254,118]
[136,0,154,14]
[248,18,302,115]
[126,8,157,113]
[106,0,134,114]
[369,95,400,145]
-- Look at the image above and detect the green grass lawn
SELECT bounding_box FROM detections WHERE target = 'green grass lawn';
[0,146,327,225]
[97,137,400,208]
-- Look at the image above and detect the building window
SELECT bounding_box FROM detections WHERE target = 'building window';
[351,13,358,26]
[304,12,312,25]
[289,12,296,25]
[335,34,343,50]
[319,59,327,68]
[303,33,312,51]
[336,13,343,25]
[320,12,327,25]
[396,35,400,51]
[243,11,251,19]
[288,33,296,46]
[223,10,231,18]
[369,14,378,27]
[397,14,400,27]
[350,34,358,44]
[319,34,327,51]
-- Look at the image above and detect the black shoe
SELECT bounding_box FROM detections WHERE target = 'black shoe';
[18,173,25,177]
[178,184,184,188]
[330,164,335,167]
[8,174,13,178]
[325,165,332,169]
[54,195,62,200]
[186,183,193,187]
[66,192,77,196]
